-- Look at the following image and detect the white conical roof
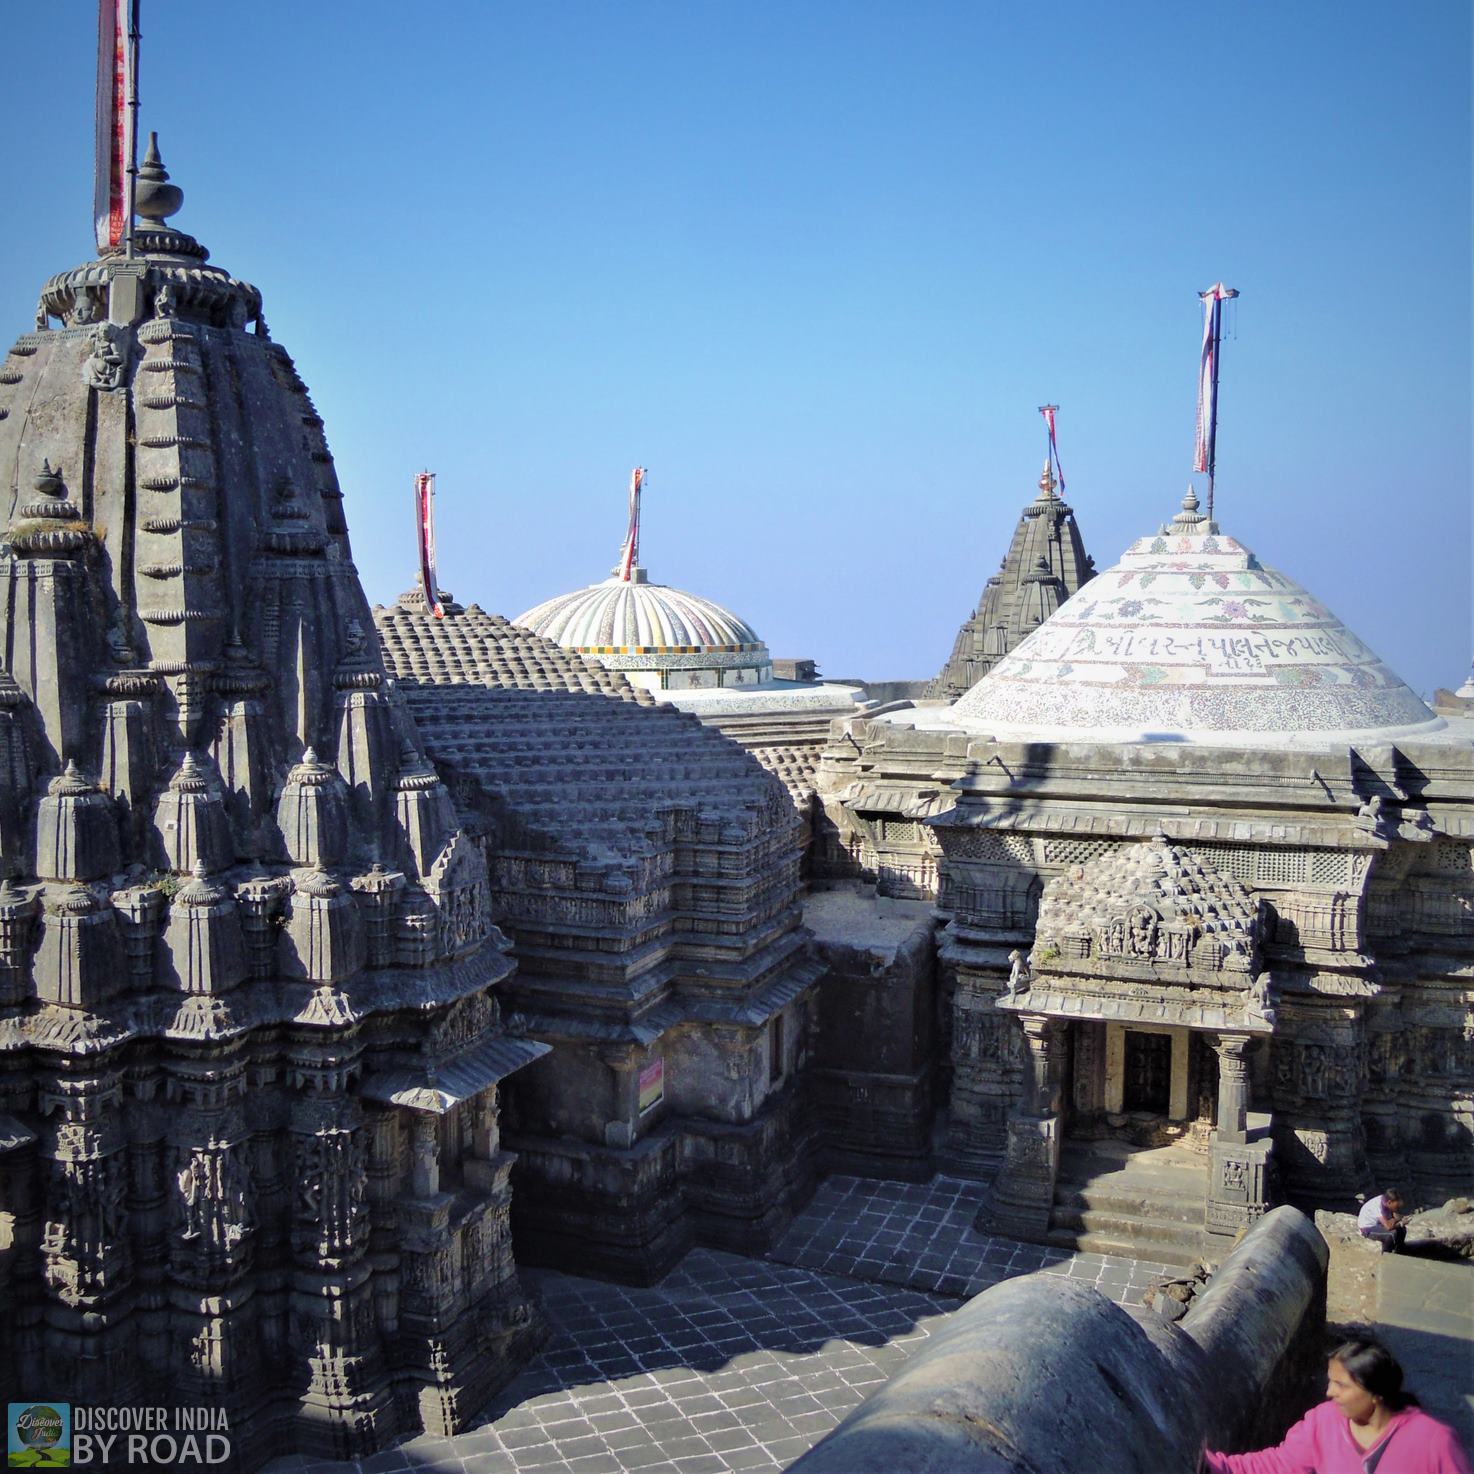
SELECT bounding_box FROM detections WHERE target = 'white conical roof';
[950,491,1443,745]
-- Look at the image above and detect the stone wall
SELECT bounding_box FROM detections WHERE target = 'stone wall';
[805,888,938,1179]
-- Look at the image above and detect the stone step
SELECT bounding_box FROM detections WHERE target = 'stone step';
[1053,1183,1205,1226]
[1049,1204,1206,1250]
[1044,1225,1205,1271]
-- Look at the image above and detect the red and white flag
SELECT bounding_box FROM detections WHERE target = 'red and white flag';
[1194,283,1237,475]
[94,0,136,253]
[616,467,646,582]
[415,472,444,619]
[1039,404,1065,492]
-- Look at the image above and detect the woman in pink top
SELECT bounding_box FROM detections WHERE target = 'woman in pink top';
[1203,1336,1471,1474]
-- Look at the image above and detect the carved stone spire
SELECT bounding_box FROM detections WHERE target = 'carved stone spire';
[928,457,1096,700]
[0,115,539,1450]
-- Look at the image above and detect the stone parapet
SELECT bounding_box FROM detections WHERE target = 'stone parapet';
[789,1206,1327,1473]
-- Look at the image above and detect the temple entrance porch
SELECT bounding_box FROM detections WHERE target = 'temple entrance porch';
[980,1011,1275,1263]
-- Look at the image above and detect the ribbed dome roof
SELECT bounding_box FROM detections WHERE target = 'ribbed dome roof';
[951,490,1442,744]
[514,573,767,666]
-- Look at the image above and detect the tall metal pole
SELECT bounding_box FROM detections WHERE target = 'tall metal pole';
[1205,296,1222,520]
[1196,283,1238,523]
[124,0,140,258]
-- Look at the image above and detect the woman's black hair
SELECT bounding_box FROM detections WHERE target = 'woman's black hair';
[1331,1337,1420,1411]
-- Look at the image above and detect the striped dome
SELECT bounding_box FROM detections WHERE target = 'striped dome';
[514,574,768,670]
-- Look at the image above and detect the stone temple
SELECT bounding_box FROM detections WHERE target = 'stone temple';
[0,146,548,1460]
[817,486,1474,1263]
[2,111,1472,1474]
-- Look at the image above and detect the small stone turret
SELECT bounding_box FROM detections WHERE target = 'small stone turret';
[35,761,119,881]
[927,458,1095,700]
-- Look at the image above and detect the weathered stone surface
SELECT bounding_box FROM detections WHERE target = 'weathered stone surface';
[926,460,1095,701]
[788,1274,1209,1472]
[805,886,938,1178]
[1406,1196,1474,1258]
[791,1205,1325,1472]
[0,148,546,1467]
[374,590,823,1280]
[1316,1206,1383,1325]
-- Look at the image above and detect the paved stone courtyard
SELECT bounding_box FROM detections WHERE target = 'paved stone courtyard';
[265,1175,1178,1474]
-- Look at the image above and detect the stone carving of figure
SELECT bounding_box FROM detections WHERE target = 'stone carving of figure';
[1004,948,1031,999]
[153,282,176,319]
[1354,794,1395,839]
[1246,972,1276,1028]
[34,300,49,331]
[177,1159,203,1239]
[71,291,98,326]
[82,324,128,392]
[1129,907,1158,958]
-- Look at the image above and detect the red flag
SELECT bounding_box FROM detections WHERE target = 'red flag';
[94,0,134,253]
[616,467,645,582]
[415,472,444,618]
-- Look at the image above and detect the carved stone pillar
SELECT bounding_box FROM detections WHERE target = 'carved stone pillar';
[471,1093,499,1161]
[1023,1014,1065,1116]
[1206,1032,1271,1240]
[600,1045,639,1148]
[1214,1032,1251,1145]
[409,1111,439,1199]
[945,967,1023,1176]
[975,1014,1064,1242]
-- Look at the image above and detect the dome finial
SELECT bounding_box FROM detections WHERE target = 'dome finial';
[135,132,184,225]
[1170,485,1208,532]
[1038,459,1057,499]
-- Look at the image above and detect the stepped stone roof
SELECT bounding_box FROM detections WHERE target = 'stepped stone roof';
[376,590,797,867]
[928,462,1095,700]
[515,570,769,673]
[950,489,1443,745]
[379,588,645,702]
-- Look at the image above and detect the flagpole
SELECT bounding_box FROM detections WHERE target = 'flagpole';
[123,0,140,257]
[1037,404,1064,493]
[1195,283,1238,523]
[1206,297,1221,518]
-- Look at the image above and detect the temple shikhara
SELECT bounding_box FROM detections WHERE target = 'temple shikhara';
[0,11,1469,1473]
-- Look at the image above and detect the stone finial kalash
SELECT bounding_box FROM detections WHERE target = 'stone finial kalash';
[374,589,823,1282]
[0,141,548,1463]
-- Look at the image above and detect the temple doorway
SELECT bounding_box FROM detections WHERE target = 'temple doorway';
[1068,1020,1205,1141]
[1123,1030,1172,1114]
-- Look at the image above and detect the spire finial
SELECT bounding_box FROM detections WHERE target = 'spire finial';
[134,131,185,226]
[1038,459,1057,499]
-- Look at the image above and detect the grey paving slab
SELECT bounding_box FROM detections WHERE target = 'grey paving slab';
[768,1172,1177,1306]
[1376,1253,1474,1458]
[262,1174,1176,1474]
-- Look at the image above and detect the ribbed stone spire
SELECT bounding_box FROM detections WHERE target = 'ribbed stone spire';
[927,458,1096,700]
[0,119,545,1455]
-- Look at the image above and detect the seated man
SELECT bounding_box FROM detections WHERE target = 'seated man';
[1357,1187,1407,1252]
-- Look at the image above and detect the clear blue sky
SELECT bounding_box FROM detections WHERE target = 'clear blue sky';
[3,2,1470,695]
